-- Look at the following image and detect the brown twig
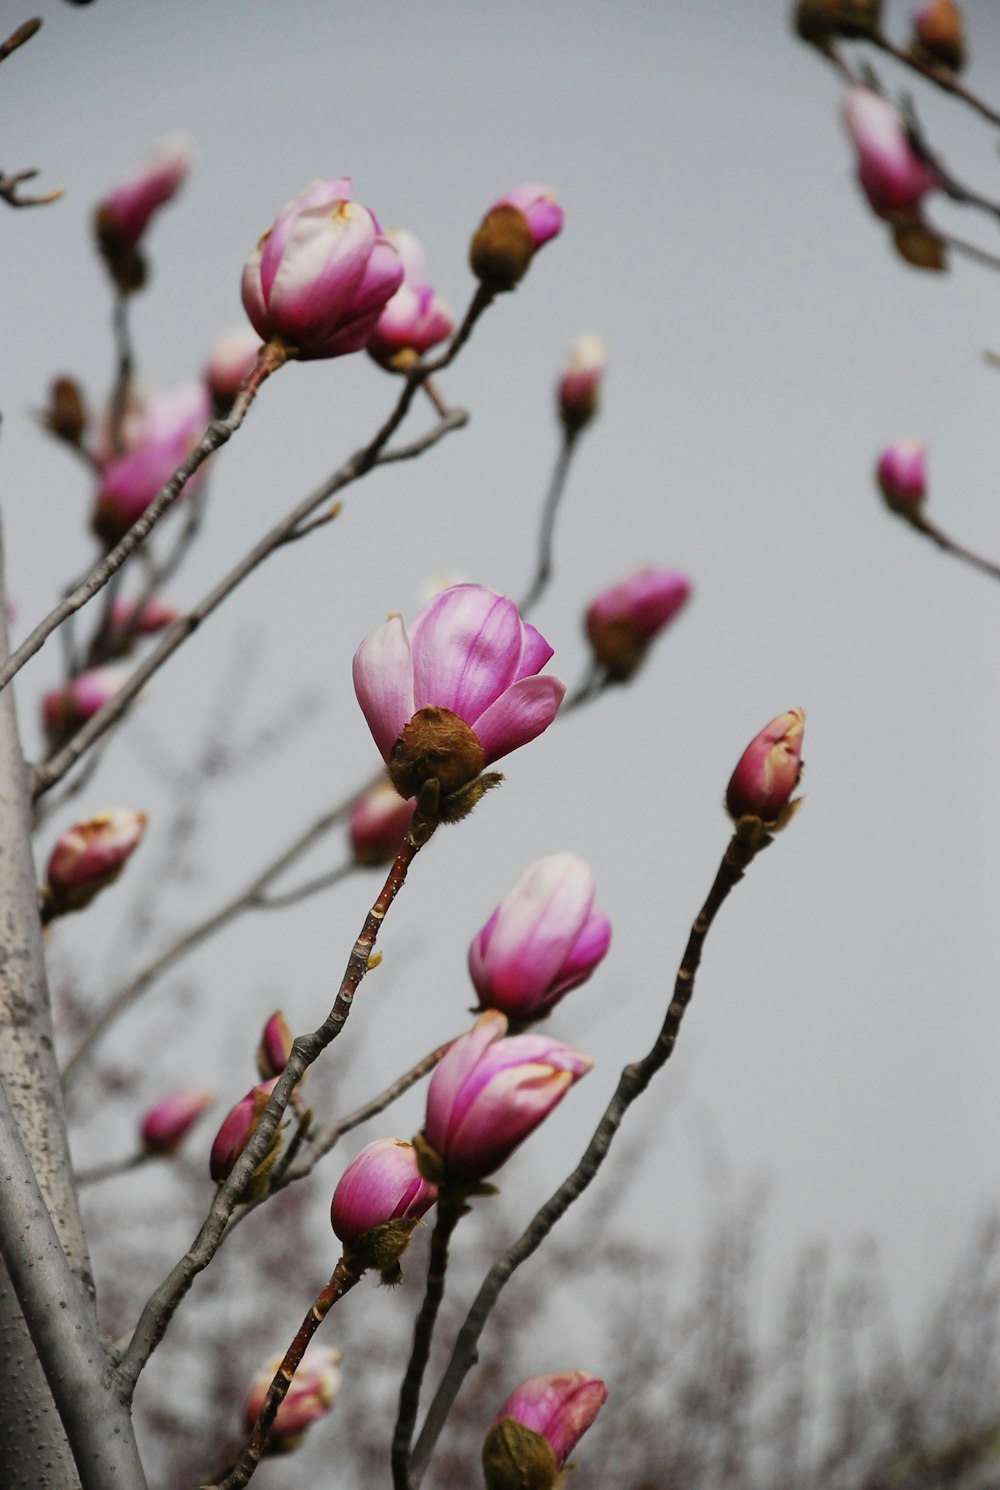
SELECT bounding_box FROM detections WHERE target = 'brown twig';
[117,820,434,1393]
[205,1256,362,1490]
[870,30,1000,131]
[902,509,1000,585]
[518,429,579,617]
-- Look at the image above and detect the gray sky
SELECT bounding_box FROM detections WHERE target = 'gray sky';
[6,0,1000,1446]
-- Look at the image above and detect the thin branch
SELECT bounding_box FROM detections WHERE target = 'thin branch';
[74,1150,149,1187]
[903,509,1000,585]
[249,859,353,911]
[30,399,473,800]
[869,30,1000,131]
[0,166,61,207]
[0,17,41,62]
[206,1256,362,1490]
[408,816,788,1487]
[0,342,285,698]
[118,821,434,1394]
[62,783,376,1086]
[519,429,579,616]
[392,1194,466,1489]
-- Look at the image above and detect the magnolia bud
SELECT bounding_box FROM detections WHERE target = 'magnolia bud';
[725,709,805,825]
[141,1089,213,1155]
[557,335,607,434]
[585,568,691,681]
[891,215,947,272]
[256,1011,293,1081]
[794,0,882,44]
[243,1344,342,1452]
[911,0,966,72]
[43,377,87,447]
[331,1138,437,1274]
[876,439,926,514]
[484,1372,608,1490]
[348,779,415,867]
[44,808,146,916]
[470,185,563,292]
[209,1079,281,1186]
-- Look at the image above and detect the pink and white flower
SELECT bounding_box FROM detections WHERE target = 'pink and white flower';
[331,1138,438,1246]
[490,184,564,248]
[422,1009,591,1180]
[489,1370,608,1469]
[96,135,192,251]
[92,381,212,547]
[557,334,607,432]
[141,1089,214,1156]
[348,778,415,866]
[469,852,611,1021]
[353,585,564,801]
[586,567,691,680]
[203,325,263,413]
[243,1344,342,1449]
[241,179,404,359]
[876,438,926,513]
[842,87,938,219]
[45,808,146,912]
[726,709,806,823]
[42,665,131,747]
[367,228,454,370]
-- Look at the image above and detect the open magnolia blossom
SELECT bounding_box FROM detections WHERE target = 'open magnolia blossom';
[353,584,565,805]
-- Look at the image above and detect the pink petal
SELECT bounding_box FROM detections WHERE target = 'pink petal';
[410,586,524,721]
[472,675,565,765]
[480,854,594,1003]
[423,1010,507,1154]
[516,621,555,680]
[352,615,416,762]
[265,204,374,347]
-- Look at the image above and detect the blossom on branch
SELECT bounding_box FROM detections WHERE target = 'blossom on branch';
[331,1138,437,1250]
[209,1078,281,1186]
[94,135,192,293]
[241,178,404,359]
[876,438,926,514]
[483,1370,608,1490]
[470,183,563,291]
[726,708,805,825]
[140,1089,213,1156]
[42,665,130,748]
[420,1009,591,1181]
[842,87,938,219]
[367,228,454,370]
[585,566,691,681]
[348,778,415,866]
[91,381,212,547]
[243,1344,342,1452]
[557,334,607,434]
[469,851,611,1022]
[203,325,263,415]
[44,807,146,915]
[353,584,564,810]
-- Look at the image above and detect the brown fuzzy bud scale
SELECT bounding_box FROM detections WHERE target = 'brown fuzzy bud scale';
[793,0,882,43]
[910,0,966,73]
[44,377,87,446]
[585,615,649,681]
[891,216,948,272]
[346,1215,423,1276]
[469,205,536,292]
[94,204,147,294]
[388,706,485,802]
[482,1418,560,1490]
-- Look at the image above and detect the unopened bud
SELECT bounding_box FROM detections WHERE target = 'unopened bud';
[725,709,805,826]
[141,1089,213,1156]
[470,185,563,292]
[256,1010,293,1081]
[44,808,146,916]
[876,439,926,515]
[482,1418,559,1490]
[585,568,691,681]
[911,0,966,72]
[557,335,607,434]
[209,1078,281,1188]
[43,377,87,447]
[349,779,415,867]
[891,215,947,271]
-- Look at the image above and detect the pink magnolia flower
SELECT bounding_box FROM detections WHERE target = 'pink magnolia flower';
[141,1089,214,1156]
[92,381,212,547]
[842,87,938,218]
[726,709,806,823]
[469,852,611,1021]
[557,334,607,433]
[42,665,130,747]
[209,1078,279,1183]
[586,567,691,680]
[349,778,415,867]
[422,1009,591,1180]
[331,1138,438,1246]
[241,178,404,360]
[353,585,564,803]
[45,808,146,913]
[106,596,179,656]
[96,135,192,251]
[876,438,926,513]
[489,1371,608,1469]
[367,228,455,370]
[470,183,564,291]
[256,1011,294,1081]
[243,1344,342,1450]
[203,325,263,414]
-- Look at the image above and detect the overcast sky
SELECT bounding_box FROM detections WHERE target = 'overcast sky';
[6,0,1000,1466]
